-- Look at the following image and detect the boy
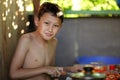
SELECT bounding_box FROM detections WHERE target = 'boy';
[10,2,81,80]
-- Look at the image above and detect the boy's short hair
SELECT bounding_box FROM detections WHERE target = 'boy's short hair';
[38,2,64,23]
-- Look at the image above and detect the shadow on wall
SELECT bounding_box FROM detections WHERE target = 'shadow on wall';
[26,15,36,33]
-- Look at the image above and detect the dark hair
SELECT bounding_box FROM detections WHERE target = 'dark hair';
[38,2,64,23]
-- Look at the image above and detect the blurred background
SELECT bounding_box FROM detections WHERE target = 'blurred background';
[0,0,120,79]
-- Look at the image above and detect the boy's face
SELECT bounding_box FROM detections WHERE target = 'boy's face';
[36,13,62,41]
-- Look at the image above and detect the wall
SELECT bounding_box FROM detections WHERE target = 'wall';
[55,17,120,66]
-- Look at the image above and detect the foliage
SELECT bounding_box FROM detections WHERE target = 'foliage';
[40,0,120,11]
[40,0,120,17]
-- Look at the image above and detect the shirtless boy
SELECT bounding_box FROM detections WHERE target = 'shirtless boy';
[10,2,81,80]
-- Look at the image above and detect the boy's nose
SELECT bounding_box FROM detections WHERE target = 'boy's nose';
[48,26,53,32]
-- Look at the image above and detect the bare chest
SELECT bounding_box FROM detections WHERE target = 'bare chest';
[23,42,56,68]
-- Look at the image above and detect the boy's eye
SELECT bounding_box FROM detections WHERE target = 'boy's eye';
[54,25,59,27]
[44,22,49,24]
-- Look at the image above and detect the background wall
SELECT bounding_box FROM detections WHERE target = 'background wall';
[55,17,120,66]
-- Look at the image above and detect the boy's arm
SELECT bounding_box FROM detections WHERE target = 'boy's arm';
[63,64,81,73]
[9,35,47,79]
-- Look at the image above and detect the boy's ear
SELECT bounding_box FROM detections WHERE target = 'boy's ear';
[34,15,39,27]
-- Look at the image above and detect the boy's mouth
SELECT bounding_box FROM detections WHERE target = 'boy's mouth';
[45,33,53,37]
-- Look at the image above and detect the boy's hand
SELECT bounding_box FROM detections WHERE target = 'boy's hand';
[71,64,81,72]
[46,67,64,77]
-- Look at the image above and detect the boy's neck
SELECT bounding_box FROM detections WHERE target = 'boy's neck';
[34,31,50,44]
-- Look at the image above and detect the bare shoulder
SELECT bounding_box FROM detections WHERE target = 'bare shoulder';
[20,33,32,40]
[19,33,32,43]
[17,33,34,48]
